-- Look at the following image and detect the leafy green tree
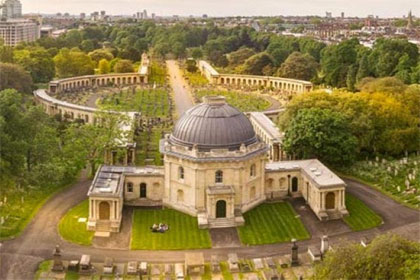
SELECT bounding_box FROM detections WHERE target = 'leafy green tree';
[80,39,95,52]
[360,76,407,95]
[346,64,357,91]
[320,38,360,88]
[88,49,114,65]
[312,234,420,280]
[53,48,95,78]
[13,47,55,83]
[64,30,83,48]
[277,51,318,81]
[0,63,33,93]
[227,47,256,67]
[240,52,274,75]
[368,38,418,78]
[98,59,111,74]
[356,53,371,83]
[190,48,203,59]
[64,111,130,175]
[0,44,14,63]
[113,59,134,73]
[283,108,357,166]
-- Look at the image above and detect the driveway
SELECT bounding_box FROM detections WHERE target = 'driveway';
[166,60,194,117]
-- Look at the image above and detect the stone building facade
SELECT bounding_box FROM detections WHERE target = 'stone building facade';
[87,96,348,232]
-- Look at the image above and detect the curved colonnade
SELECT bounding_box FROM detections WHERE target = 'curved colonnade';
[34,73,146,124]
[198,60,313,94]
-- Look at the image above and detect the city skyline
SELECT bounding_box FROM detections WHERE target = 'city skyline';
[21,0,419,17]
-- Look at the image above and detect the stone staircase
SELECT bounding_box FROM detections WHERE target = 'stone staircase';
[327,211,342,220]
[208,218,236,228]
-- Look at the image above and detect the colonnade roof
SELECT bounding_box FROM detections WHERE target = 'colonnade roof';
[265,159,346,188]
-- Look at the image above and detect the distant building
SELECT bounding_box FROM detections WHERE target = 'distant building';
[0,18,40,46]
[341,12,345,19]
[80,13,85,19]
[325,12,332,18]
[143,9,147,19]
[407,10,414,29]
[203,14,208,19]
[1,0,22,19]
[40,25,53,37]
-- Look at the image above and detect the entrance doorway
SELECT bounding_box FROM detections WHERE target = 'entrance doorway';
[140,183,147,198]
[326,192,335,209]
[216,200,226,218]
[292,177,298,192]
[99,201,110,220]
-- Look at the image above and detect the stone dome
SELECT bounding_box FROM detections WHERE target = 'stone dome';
[170,96,257,151]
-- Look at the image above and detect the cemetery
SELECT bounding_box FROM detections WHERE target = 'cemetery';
[339,155,420,209]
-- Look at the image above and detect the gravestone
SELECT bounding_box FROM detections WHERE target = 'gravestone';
[320,235,329,255]
[51,245,64,272]
[291,239,299,266]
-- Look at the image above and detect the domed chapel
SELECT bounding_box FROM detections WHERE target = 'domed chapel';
[87,96,348,232]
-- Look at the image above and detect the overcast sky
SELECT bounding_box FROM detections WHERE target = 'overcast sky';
[21,0,419,18]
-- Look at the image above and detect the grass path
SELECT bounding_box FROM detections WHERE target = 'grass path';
[344,193,383,231]
[131,208,211,250]
[238,202,310,245]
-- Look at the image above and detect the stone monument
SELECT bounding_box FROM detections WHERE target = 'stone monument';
[291,239,299,266]
[51,245,64,272]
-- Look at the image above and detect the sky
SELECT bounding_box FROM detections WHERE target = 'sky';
[21,0,419,18]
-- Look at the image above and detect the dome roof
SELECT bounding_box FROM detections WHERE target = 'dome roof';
[170,96,257,150]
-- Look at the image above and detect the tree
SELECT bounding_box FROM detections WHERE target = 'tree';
[186,59,198,73]
[227,47,256,67]
[64,111,131,175]
[88,49,114,65]
[277,51,318,81]
[190,48,203,60]
[240,52,274,75]
[368,38,418,78]
[283,108,357,166]
[313,234,420,280]
[0,63,33,93]
[320,38,360,88]
[53,48,95,78]
[113,59,134,73]
[360,76,407,96]
[98,59,111,74]
[80,39,95,52]
[13,47,55,83]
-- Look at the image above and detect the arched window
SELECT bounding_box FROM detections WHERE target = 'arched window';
[250,164,256,177]
[127,182,133,193]
[178,166,184,180]
[177,189,184,202]
[215,170,223,183]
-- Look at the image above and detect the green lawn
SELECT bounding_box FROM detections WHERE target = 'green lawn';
[238,202,310,245]
[58,200,94,246]
[98,87,171,117]
[131,208,211,250]
[184,70,209,86]
[195,89,271,112]
[344,193,383,231]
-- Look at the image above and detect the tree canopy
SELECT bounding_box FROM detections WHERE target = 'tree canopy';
[313,234,420,280]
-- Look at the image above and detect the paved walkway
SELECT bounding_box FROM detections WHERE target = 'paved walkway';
[166,60,194,117]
